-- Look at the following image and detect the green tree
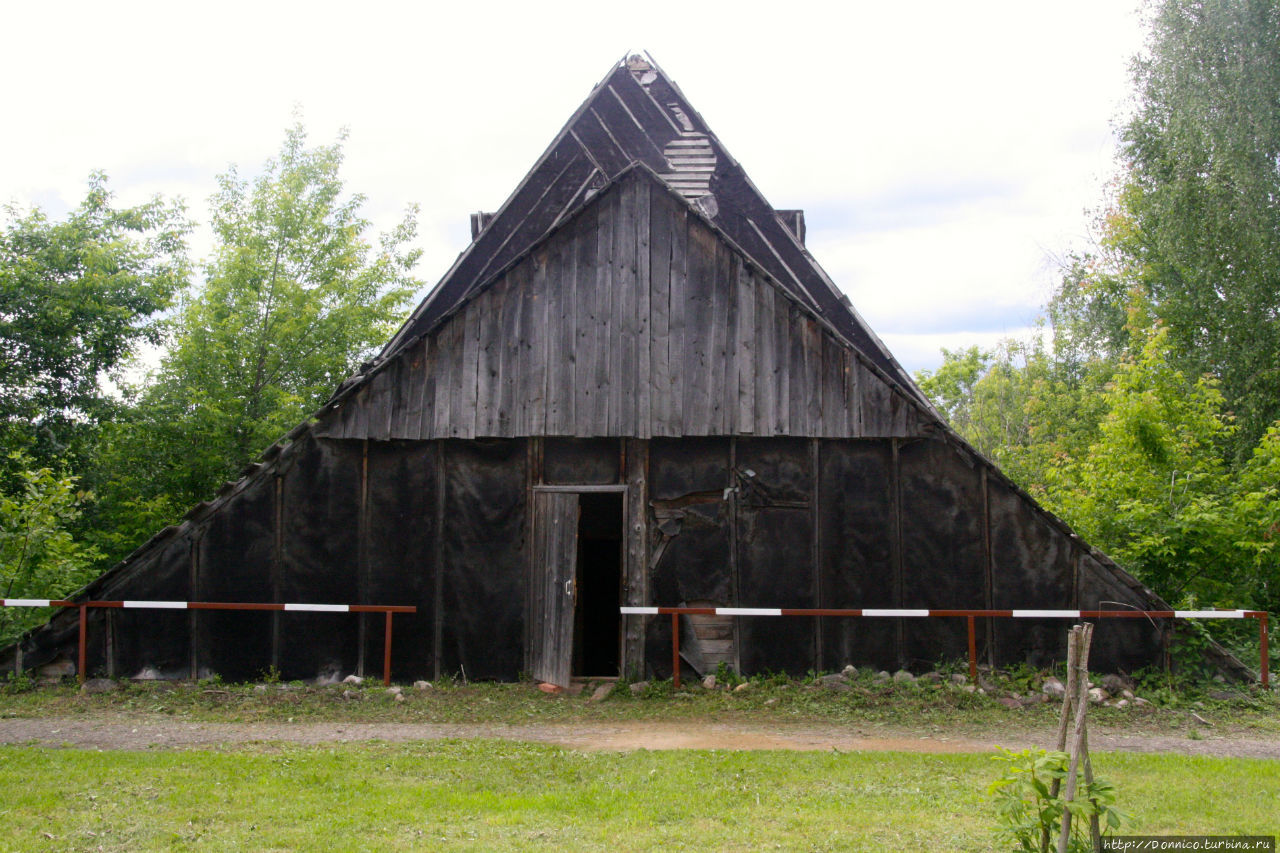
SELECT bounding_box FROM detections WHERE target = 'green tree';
[1122,0,1280,451]
[90,122,420,551]
[0,175,189,474]
[0,453,101,644]
[1052,325,1240,604]
[916,346,992,437]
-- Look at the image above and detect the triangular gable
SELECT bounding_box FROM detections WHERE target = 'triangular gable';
[315,166,931,440]
[376,54,929,412]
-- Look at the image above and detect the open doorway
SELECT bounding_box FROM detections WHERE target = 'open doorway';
[573,492,623,676]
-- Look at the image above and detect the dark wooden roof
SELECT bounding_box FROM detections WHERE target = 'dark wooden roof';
[376,54,931,412]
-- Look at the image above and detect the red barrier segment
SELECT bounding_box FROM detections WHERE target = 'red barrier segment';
[622,606,1270,689]
[1,600,416,685]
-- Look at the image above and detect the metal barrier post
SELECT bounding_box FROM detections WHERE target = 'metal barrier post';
[383,611,394,686]
[77,604,87,684]
[967,615,977,684]
[671,612,681,689]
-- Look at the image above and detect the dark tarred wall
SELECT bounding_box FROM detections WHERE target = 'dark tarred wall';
[7,434,1169,682]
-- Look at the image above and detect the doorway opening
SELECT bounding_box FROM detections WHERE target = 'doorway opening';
[573,492,623,676]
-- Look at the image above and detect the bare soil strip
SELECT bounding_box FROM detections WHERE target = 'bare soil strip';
[2,715,1275,759]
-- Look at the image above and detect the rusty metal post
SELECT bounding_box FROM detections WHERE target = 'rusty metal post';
[1260,612,1270,689]
[77,604,87,684]
[671,612,680,689]
[383,611,394,686]
[967,615,978,685]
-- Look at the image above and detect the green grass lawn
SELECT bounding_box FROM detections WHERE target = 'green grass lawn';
[0,741,1276,851]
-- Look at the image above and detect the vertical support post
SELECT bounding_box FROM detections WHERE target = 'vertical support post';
[1260,613,1269,689]
[967,615,978,685]
[383,611,394,687]
[671,612,681,689]
[77,604,87,684]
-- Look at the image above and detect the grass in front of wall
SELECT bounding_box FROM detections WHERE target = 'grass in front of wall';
[2,667,1277,737]
[0,740,1275,851]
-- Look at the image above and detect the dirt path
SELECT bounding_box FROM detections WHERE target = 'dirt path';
[1,714,1275,758]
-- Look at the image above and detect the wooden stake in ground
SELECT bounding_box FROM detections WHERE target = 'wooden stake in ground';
[1057,622,1097,853]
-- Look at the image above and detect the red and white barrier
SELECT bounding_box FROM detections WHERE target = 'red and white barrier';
[621,605,1270,689]
[2,599,416,684]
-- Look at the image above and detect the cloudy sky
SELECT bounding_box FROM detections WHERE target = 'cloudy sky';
[1,0,1147,375]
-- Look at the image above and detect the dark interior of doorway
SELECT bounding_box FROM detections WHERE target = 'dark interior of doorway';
[573,493,622,676]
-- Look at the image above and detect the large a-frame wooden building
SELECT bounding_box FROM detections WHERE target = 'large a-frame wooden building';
[6,55,1172,685]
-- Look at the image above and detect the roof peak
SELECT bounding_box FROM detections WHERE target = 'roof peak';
[378,54,933,412]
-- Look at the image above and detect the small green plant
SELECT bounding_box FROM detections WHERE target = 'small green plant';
[260,665,281,684]
[714,660,743,687]
[989,747,1128,852]
[2,670,35,694]
[1000,663,1042,694]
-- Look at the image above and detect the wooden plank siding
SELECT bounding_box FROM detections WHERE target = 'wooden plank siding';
[313,172,929,442]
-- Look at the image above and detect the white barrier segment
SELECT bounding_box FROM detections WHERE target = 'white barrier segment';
[2,599,53,607]
[124,600,188,609]
[718,608,783,617]
[284,603,349,612]
[1175,610,1246,619]
[1013,610,1081,619]
[620,606,659,615]
[862,609,929,617]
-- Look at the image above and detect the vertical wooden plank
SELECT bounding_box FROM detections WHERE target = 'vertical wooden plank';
[635,182,652,439]
[417,335,437,440]
[591,191,615,435]
[774,294,792,435]
[734,263,755,435]
[709,241,730,434]
[803,316,823,434]
[754,279,777,435]
[349,383,372,440]
[375,363,396,441]
[432,317,455,438]
[399,340,422,440]
[498,274,521,437]
[572,205,598,436]
[667,206,688,435]
[683,221,715,434]
[846,350,863,437]
[559,226,579,433]
[377,368,395,441]
[783,303,803,432]
[514,263,535,436]
[388,351,409,440]
[527,248,550,434]
[818,336,843,438]
[623,438,649,678]
[544,233,569,435]
[613,178,637,435]
[476,286,501,436]
[459,300,482,439]
[648,193,673,437]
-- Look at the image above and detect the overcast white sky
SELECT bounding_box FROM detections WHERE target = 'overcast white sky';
[0,0,1148,375]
